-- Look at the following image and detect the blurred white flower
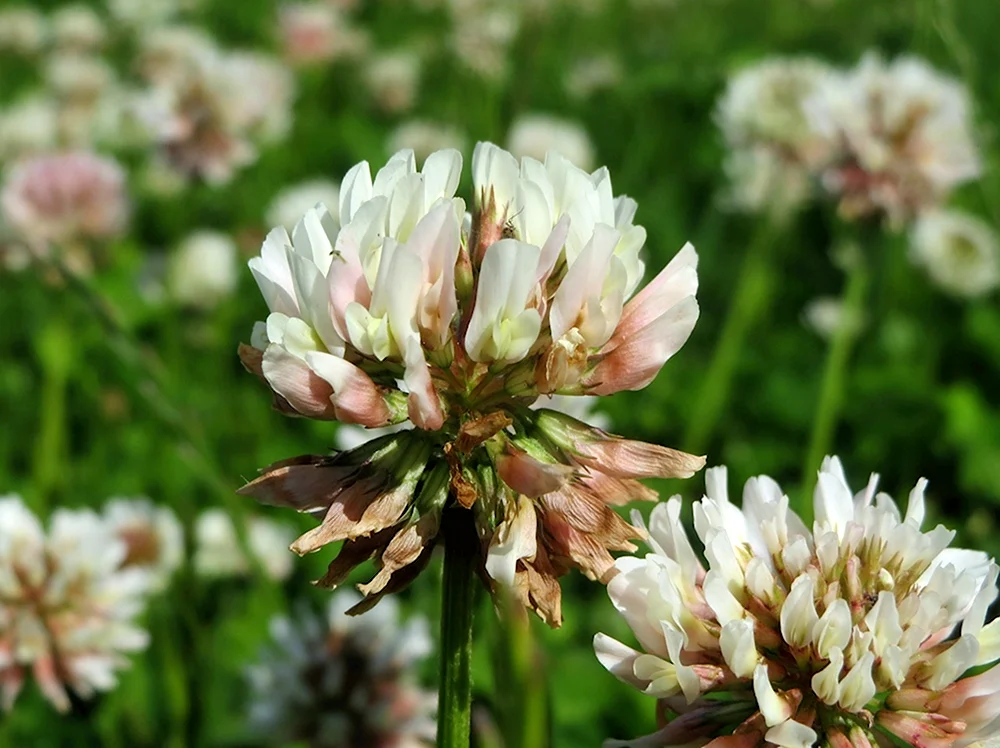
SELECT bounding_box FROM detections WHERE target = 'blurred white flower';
[0,97,59,161]
[44,53,116,105]
[247,590,435,747]
[138,49,294,184]
[449,1,518,80]
[805,54,981,223]
[802,296,864,340]
[716,57,835,215]
[0,496,152,712]
[193,509,294,582]
[909,209,1000,298]
[565,54,622,99]
[266,179,341,233]
[136,25,215,84]
[0,151,129,249]
[364,51,421,114]
[596,457,1000,747]
[506,114,595,171]
[388,120,467,163]
[107,0,189,28]
[278,2,368,66]
[167,230,239,309]
[0,8,47,55]
[50,5,107,52]
[103,498,184,592]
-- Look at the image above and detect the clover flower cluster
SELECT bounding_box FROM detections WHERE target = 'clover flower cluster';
[240,142,702,625]
[0,496,182,711]
[247,591,435,747]
[717,54,981,226]
[595,457,1000,747]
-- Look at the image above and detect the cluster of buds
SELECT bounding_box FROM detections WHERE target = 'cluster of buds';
[239,142,702,624]
[718,53,981,226]
[595,457,1000,747]
[247,591,435,747]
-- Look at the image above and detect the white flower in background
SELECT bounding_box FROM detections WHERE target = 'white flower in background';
[449,1,519,80]
[805,54,981,223]
[506,115,596,172]
[266,179,341,233]
[0,7,47,55]
[565,54,623,99]
[50,5,107,52]
[803,295,865,340]
[595,457,1000,747]
[44,53,116,105]
[138,49,294,184]
[716,57,835,215]
[193,509,294,582]
[0,151,129,249]
[247,591,435,747]
[278,2,368,66]
[167,230,239,309]
[0,97,59,161]
[103,498,184,591]
[364,51,421,114]
[136,25,215,84]
[239,141,702,624]
[0,496,152,712]
[909,209,1000,299]
[388,120,467,163]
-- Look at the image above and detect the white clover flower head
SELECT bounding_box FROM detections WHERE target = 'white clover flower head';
[388,120,467,163]
[239,142,702,624]
[103,498,184,591]
[136,25,216,84]
[248,590,435,747]
[138,48,294,184]
[565,54,623,100]
[506,114,595,172]
[167,229,239,309]
[0,7,48,55]
[805,54,981,224]
[0,151,129,249]
[50,5,107,52]
[266,179,342,233]
[193,509,294,582]
[716,57,835,216]
[909,209,1000,299]
[449,0,518,80]
[44,53,116,105]
[277,2,369,67]
[0,96,59,161]
[364,51,422,115]
[595,457,1000,747]
[0,496,153,712]
[803,296,864,341]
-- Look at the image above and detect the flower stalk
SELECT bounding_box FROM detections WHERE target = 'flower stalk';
[437,507,477,748]
[800,246,869,517]
[686,217,779,453]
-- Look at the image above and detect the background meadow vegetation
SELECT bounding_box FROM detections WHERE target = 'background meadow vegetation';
[2,0,1000,745]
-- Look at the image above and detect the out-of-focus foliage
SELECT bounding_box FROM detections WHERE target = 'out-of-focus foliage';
[2,0,999,745]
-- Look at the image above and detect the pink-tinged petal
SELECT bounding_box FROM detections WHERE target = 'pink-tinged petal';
[409,201,461,349]
[576,437,705,480]
[485,494,538,587]
[876,711,964,748]
[402,345,445,431]
[303,350,392,427]
[237,455,354,514]
[549,223,621,344]
[496,447,574,497]
[584,295,699,395]
[262,345,337,419]
[608,242,698,352]
[329,197,385,338]
[33,657,70,713]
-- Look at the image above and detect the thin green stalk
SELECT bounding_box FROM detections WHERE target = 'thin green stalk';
[685,217,780,454]
[31,318,72,511]
[437,509,477,748]
[799,253,870,519]
[493,593,549,748]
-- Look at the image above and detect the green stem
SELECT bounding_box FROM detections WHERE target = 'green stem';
[31,318,72,511]
[799,252,870,519]
[685,218,780,454]
[437,509,476,748]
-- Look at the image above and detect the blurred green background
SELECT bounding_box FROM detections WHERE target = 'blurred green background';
[2,0,1000,745]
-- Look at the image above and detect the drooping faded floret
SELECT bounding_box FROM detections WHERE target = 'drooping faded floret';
[595,457,1000,747]
[239,142,702,625]
[247,591,435,747]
